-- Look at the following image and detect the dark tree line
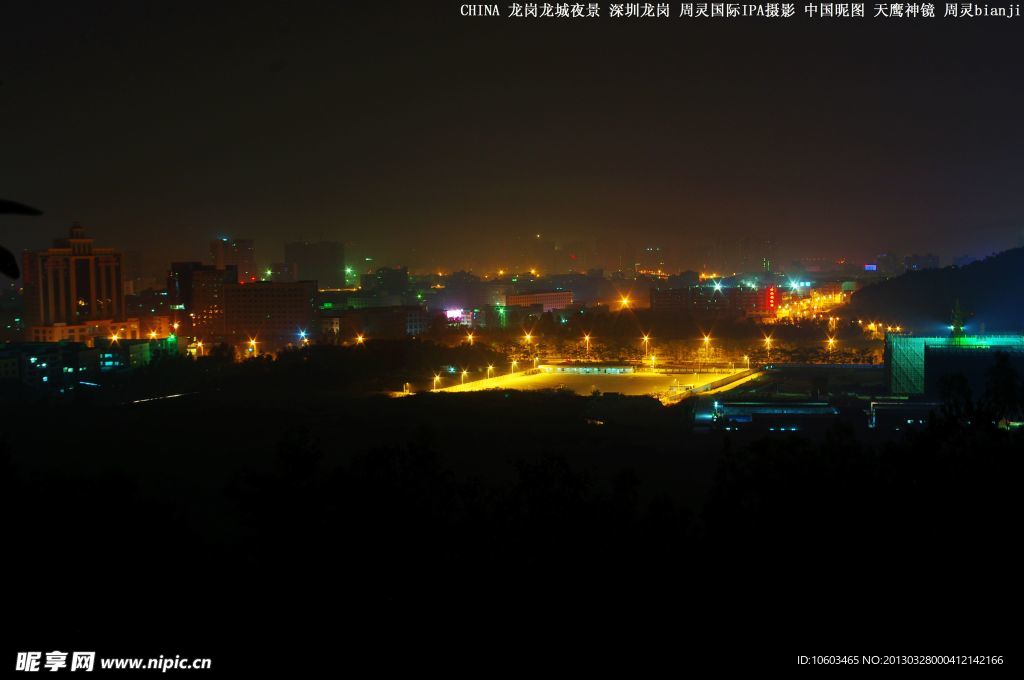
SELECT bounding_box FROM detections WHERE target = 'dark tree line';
[5,364,1020,670]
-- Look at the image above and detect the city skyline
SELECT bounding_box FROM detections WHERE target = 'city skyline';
[4,4,1021,669]
[5,220,997,285]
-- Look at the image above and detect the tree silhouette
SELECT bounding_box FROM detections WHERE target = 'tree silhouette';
[0,199,42,278]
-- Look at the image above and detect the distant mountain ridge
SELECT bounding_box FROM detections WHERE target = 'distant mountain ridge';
[847,247,1024,334]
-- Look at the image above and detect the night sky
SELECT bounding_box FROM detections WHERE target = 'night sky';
[3,1,1024,274]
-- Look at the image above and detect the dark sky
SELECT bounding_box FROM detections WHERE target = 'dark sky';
[3,1,1024,274]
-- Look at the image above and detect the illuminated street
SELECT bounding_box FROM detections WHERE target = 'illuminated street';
[437,366,741,397]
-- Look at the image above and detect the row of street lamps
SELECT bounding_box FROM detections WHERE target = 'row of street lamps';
[236,329,838,362]
[465,330,795,363]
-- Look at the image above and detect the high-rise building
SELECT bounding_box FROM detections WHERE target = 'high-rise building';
[168,262,237,337]
[284,241,345,289]
[22,223,126,332]
[192,267,238,339]
[222,280,318,352]
[210,237,257,284]
[168,262,202,313]
[737,237,777,274]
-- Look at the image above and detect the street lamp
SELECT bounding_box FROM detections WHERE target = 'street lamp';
[487,364,494,378]
[197,341,204,356]
[650,354,657,369]
[248,338,258,354]
[620,295,632,310]
[533,356,539,368]
[764,335,772,364]
[827,336,836,359]
[583,333,591,357]
[523,332,532,346]
[461,369,468,385]
[355,334,365,345]
[433,374,441,391]
[467,332,474,346]
[511,359,518,373]
[642,334,650,358]
[743,354,749,369]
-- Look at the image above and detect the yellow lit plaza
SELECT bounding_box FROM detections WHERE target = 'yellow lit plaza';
[435,365,741,400]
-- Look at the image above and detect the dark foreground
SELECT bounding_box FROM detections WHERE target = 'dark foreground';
[4,389,1018,672]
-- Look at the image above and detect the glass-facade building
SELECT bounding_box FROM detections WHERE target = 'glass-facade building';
[885,334,1024,396]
